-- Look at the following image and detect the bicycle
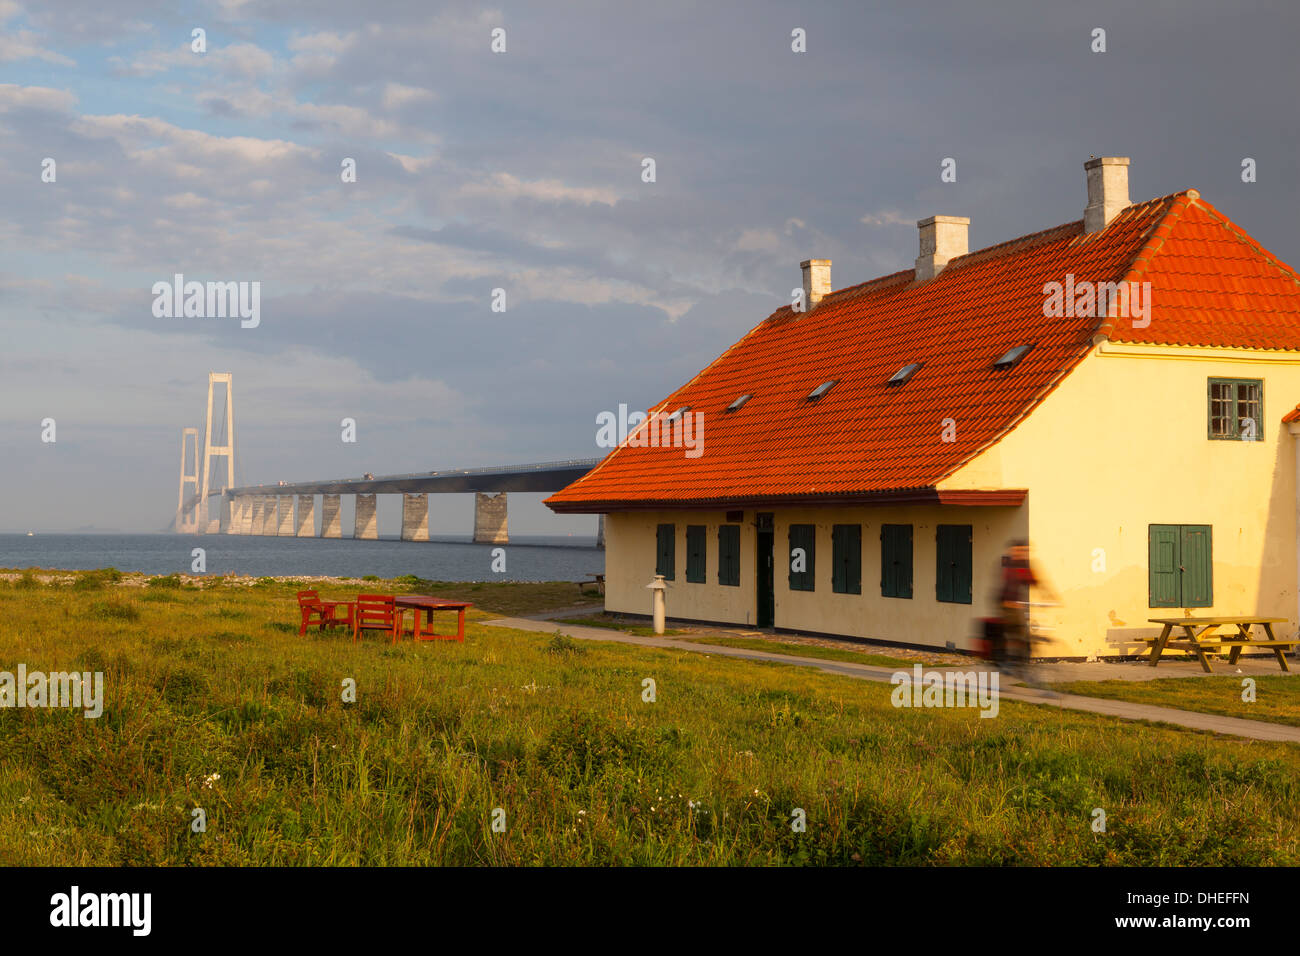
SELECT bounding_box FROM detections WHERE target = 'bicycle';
[982,601,1059,686]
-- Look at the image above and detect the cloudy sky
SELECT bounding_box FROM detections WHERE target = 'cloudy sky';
[1,0,1297,534]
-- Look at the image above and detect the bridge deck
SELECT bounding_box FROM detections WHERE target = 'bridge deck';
[204,459,600,501]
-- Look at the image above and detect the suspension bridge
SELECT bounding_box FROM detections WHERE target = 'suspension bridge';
[175,373,601,546]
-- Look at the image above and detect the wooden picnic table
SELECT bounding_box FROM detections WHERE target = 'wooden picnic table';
[395,596,473,642]
[576,572,605,595]
[1146,616,1296,672]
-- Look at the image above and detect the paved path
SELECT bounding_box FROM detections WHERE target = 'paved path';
[484,616,1300,744]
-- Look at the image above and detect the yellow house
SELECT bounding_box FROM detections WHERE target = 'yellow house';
[546,158,1300,659]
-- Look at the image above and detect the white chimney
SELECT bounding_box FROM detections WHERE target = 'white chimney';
[914,215,969,281]
[1083,156,1131,234]
[801,258,831,310]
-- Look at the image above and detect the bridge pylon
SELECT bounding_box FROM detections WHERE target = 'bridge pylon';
[199,372,236,532]
[175,427,200,533]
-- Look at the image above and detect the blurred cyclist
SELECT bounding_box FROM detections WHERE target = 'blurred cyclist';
[997,540,1060,681]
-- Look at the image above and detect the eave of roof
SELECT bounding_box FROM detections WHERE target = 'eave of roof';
[546,488,1028,514]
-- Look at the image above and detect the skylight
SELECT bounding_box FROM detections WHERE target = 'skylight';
[887,362,922,385]
[665,406,691,423]
[726,394,752,412]
[994,344,1034,369]
[807,380,838,401]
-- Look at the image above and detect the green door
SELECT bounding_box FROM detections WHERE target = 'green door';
[1180,525,1213,606]
[1148,525,1180,608]
[1148,524,1212,608]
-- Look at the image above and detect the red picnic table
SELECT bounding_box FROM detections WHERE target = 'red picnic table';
[395,596,473,642]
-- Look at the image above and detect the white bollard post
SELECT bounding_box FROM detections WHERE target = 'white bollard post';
[646,574,667,635]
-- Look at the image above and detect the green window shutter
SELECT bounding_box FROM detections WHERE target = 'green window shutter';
[832,524,861,594]
[936,527,952,601]
[880,526,893,596]
[686,525,706,583]
[718,524,740,587]
[937,525,972,604]
[956,526,972,603]
[831,526,844,593]
[656,523,675,580]
[1180,525,1213,607]
[849,525,862,594]
[788,524,816,591]
[1148,525,1179,608]
[900,526,913,598]
[881,524,913,599]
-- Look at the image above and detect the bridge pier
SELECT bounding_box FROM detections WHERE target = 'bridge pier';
[473,492,508,544]
[261,496,278,536]
[249,497,265,535]
[354,494,378,540]
[596,514,605,550]
[320,494,342,538]
[224,497,241,534]
[276,497,294,535]
[296,495,315,537]
[241,496,255,534]
[215,497,233,534]
[401,494,429,542]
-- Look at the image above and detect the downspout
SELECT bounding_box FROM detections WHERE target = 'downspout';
[1290,422,1300,635]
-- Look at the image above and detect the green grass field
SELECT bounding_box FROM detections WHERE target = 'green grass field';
[1050,677,1300,729]
[0,571,1297,865]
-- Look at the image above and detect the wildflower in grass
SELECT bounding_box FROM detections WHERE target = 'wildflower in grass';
[202,772,220,789]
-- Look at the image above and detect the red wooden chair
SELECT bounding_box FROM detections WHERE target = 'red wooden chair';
[297,590,354,636]
[353,594,402,644]
[297,590,331,635]
[325,597,354,631]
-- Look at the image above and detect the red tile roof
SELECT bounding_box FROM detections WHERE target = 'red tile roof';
[547,191,1300,512]
[1101,192,1300,348]
[1282,404,1300,424]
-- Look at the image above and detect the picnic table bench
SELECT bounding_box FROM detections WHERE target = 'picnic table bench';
[576,573,605,596]
[1145,616,1297,673]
